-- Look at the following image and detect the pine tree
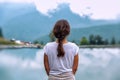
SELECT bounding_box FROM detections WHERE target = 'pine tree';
[111,37,116,45]
[89,34,95,45]
[0,27,3,38]
[95,35,103,45]
[80,37,89,45]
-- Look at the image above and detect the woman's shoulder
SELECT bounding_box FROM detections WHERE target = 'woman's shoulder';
[45,41,79,48]
[67,42,79,48]
[44,42,56,47]
[68,42,78,46]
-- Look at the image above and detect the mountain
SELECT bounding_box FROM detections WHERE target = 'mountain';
[37,23,120,44]
[0,3,35,25]
[0,3,53,41]
[0,3,120,42]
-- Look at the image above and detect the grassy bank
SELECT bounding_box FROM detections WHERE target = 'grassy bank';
[0,37,17,45]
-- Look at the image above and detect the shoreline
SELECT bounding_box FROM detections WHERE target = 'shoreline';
[79,45,120,48]
[0,45,120,49]
[0,45,41,49]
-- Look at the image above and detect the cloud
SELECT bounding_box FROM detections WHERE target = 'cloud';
[0,0,120,20]
[67,0,120,20]
[34,0,68,16]
[0,0,33,3]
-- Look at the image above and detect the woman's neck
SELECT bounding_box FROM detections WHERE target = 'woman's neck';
[56,38,68,44]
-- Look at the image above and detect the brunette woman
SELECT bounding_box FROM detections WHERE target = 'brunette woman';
[44,19,79,80]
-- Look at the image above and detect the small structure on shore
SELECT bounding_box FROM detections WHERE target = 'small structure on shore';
[10,38,32,45]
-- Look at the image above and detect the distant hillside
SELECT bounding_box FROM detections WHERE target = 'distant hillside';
[37,23,120,44]
[1,3,118,42]
[0,3,35,25]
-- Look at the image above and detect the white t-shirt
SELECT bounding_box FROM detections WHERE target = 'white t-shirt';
[44,42,79,75]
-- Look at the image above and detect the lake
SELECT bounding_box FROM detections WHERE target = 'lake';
[0,48,120,80]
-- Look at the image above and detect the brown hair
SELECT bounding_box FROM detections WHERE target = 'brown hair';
[53,19,70,57]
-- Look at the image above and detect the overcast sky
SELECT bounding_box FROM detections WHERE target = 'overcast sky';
[0,0,120,20]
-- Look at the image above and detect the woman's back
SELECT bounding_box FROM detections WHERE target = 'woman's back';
[44,19,79,80]
[44,42,79,75]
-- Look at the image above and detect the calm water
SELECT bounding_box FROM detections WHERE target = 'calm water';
[0,48,120,80]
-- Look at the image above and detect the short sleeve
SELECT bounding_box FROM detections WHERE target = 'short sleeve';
[43,44,48,55]
[74,44,79,56]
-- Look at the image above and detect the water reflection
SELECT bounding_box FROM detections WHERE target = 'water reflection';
[0,48,120,80]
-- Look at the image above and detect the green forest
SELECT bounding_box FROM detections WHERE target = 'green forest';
[36,31,120,46]
[80,34,119,45]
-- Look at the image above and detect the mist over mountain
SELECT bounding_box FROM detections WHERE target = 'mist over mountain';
[0,3,120,42]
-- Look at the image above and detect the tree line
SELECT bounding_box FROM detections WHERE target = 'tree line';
[35,32,120,46]
[47,32,120,45]
[80,34,119,45]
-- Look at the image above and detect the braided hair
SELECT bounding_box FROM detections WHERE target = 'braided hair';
[53,19,70,57]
